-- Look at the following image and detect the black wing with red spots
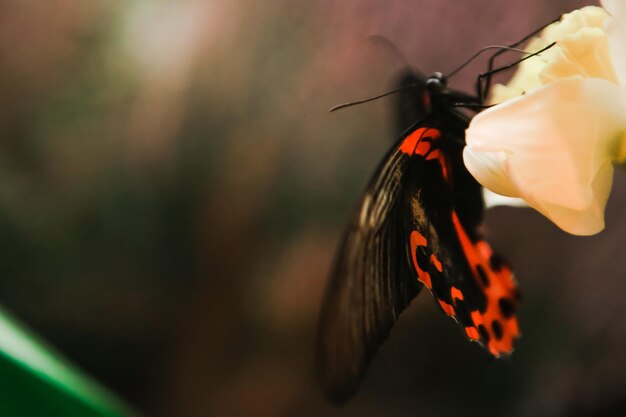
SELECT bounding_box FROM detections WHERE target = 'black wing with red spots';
[399,122,520,357]
[317,72,520,403]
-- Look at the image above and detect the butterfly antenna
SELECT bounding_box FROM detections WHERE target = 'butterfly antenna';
[477,42,556,101]
[481,16,560,100]
[485,16,560,72]
[454,39,555,111]
[329,84,421,112]
[446,45,530,79]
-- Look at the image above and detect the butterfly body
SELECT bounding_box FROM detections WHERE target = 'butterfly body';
[317,72,520,403]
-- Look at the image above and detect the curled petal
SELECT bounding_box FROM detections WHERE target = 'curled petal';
[540,7,611,83]
[465,76,626,235]
[542,6,607,41]
[489,6,613,104]
[540,27,616,83]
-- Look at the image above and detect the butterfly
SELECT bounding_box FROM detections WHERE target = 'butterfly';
[316,69,521,404]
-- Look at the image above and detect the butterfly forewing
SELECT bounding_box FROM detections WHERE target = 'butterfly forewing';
[316,141,422,404]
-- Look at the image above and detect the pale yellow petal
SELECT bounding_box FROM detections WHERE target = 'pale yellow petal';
[465,76,625,235]
[602,0,626,85]
[531,160,612,235]
[541,6,607,42]
[540,27,617,83]
[489,5,614,103]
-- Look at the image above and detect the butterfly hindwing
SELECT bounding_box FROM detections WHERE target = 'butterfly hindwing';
[399,120,521,356]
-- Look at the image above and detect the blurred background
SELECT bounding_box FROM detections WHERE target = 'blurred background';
[3,0,626,416]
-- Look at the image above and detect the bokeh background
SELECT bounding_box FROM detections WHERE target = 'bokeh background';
[3,0,626,416]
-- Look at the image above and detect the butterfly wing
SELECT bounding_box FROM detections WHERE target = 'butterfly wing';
[316,139,423,404]
[400,119,521,357]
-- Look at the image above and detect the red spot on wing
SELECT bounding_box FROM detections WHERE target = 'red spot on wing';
[438,300,455,316]
[410,231,432,289]
[426,149,441,161]
[465,326,480,340]
[415,140,432,156]
[399,127,441,156]
[430,254,443,272]
[450,287,464,301]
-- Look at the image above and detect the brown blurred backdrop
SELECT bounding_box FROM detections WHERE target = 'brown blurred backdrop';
[4,1,626,416]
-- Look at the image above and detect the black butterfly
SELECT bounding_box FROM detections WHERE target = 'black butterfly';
[316,68,522,404]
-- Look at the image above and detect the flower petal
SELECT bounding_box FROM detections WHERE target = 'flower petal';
[533,160,612,235]
[465,76,626,235]
[602,0,626,85]
[540,27,616,83]
[488,6,614,103]
[542,6,607,41]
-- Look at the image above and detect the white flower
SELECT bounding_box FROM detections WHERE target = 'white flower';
[464,3,626,235]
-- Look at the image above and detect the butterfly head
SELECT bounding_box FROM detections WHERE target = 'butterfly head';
[425,72,447,95]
